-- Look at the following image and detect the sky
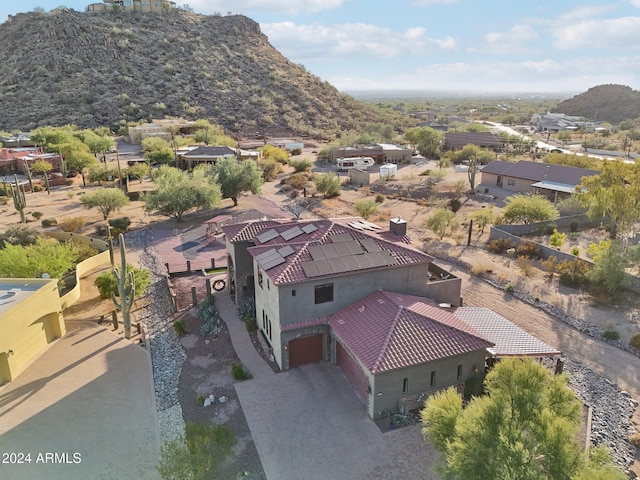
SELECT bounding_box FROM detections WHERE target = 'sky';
[2,0,640,95]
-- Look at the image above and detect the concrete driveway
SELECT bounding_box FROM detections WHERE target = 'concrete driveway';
[0,324,160,480]
[235,362,440,480]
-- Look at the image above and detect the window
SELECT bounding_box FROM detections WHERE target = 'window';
[430,371,436,387]
[507,178,516,187]
[292,289,296,297]
[402,378,409,394]
[267,279,270,290]
[314,283,334,304]
[258,270,263,288]
[457,364,463,381]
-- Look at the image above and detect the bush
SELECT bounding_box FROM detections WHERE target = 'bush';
[448,198,462,213]
[289,158,312,173]
[629,433,640,449]
[602,330,620,341]
[557,259,591,287]
[173,320,188,336]
[549,228,566,247]
[258,158,279,182]
[198,294,219,336]
[41,217,58,228]
[505,283,515,294]
[65,179,74,186]
[67,239,99,262]
[541,256,559,273]
[374,194,385,203]
[31,211,44,220]
[290,147,303,156]
[515,242,541,259]
[354,199,378,220]
[237,298,256,332]
[231,362,251,381]
[95,264,151,299]
[286,172,310,190]
[487,238,515,254]
[108,216,131,233]
[471,261,491,276]
[630,334,640,350]
[59,216,87,233]
[569,220,580,233]
[0,224,41,247]
[571,247,580,256]
[32,185,44,192]
[516,256,535,277]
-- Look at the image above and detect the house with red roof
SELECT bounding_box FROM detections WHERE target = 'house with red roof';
[221,217,560,419]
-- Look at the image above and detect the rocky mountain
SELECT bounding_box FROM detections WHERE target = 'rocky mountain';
[552,84,640,125]
[0,9,392,137]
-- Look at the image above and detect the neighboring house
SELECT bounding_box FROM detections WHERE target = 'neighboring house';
[178,146,237,169]
[416,121,448,131]
[481,160,600,201]
[265,138,304,151]
[127,118,197,144]
[329,144,413,164]
[0,148,62,175]
[87,0,175,12]
[443,132,502,151]
[0,279,66,383]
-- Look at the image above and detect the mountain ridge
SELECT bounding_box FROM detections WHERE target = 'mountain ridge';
[551,84,640,124]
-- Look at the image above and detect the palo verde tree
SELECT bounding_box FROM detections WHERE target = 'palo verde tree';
[203,158,263,206]
[80,188,130,220]
[143,166,221,220]
[502,194,560,225]
[577,160,640,239]
[425,208,457,240]
[422,358,625,480]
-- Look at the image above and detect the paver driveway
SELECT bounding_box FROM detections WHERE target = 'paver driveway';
[235,362,440,480]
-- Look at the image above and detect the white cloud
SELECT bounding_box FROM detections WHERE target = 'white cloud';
[630,0,640,8]
[557,4,616,21]
[552,16,640,49]
[477,24,539,54]
[185,0,347,15]
[262,22,457,61]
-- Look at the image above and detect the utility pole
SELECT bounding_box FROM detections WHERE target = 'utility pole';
[115,144,124,192]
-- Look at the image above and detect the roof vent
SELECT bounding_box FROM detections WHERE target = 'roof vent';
[389,217,407,236]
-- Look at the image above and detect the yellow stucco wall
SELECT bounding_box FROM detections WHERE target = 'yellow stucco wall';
[0,279,66,383]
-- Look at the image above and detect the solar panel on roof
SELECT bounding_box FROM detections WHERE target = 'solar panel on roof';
[256,229,279,243]
[368,252,388,267]
[345,241,364,255]
[333,243,350,257]
[330,233,353,243]
[278,245,295,257]
[354,254,374,269]
[315,259,334,275]
[301,224,318,234]
[321,244,340,259]
[328,257,349,273]
[260,256,286,271]
[255,248,280,263]
[308,245,326,260]
[360,238,381,252]
[301,261,320,277]
[359,220,382,230]
[280,226,304,240]
[340,255,359,271]
[382,251,396,266]
[348,222,365,230]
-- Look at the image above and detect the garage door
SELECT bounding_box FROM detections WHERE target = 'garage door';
[336,341,369,404]
[289,334,323,368]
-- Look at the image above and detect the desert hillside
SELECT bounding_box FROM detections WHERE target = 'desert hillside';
[552,84,640,124]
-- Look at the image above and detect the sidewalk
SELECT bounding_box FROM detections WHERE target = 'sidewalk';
[215,291,275,380]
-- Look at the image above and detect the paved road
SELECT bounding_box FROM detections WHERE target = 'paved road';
[0,323,160,480]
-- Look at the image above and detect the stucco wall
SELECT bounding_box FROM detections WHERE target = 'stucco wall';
[0,279,65,383]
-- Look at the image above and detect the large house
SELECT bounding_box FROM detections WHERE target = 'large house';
[481,160,600,201]
[0,148,62,176]
[222,217,558,418]
[178,146,237,169]
[330,144,413,165]
[443,132,503,151]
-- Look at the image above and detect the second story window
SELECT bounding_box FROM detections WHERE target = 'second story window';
[314,283,334,304]
[258,270,263,288]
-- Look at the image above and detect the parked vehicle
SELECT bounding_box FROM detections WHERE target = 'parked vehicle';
[336,156,375,171]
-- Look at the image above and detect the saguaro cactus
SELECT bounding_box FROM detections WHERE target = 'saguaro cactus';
[111,233,135,339]
[12,175,26,223]
[23,160,33,192]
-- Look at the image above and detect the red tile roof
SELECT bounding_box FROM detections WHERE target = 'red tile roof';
[328,291,494,374]
[247,221,433,285]
[222,220,286,243]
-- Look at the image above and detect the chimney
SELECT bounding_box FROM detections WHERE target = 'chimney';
[389,217,407,236]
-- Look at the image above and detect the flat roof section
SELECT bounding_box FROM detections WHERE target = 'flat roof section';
[0,280,53,316]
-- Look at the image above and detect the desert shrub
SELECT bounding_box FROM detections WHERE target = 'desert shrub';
[354,199,378,220]
[541,256,559,273]
[515,241,541,259]
[374,193,385,203]
[95,264,151,299]
[505,283,515,294]
[65,179,74,186]
[419,169,431,176]
[290,147,303,156]
[41,217,58,228]
[487,238,515,254]
[95,224,109,236]
[448,198,462,213]
[602,330,620,341]
[549,228,566,247]
[198,294,219,336]
[557,259,591,287]
[237,298,256,332]
[31,211,44,220]
[173,320,188,336]
[630,334,640,350]
[289,158,312,173]
[569,220,580,233]
[629,433,640,449]
[313,172,341,198]
[463,375,484,400]
[286,172,310,190]
[231,362,251,381]
[571,247,580,256]
[257,158,279,182]
[108,216,131,234]
[0,197,7,205]
[66,191,76,198]
[515,256,535,277]
[67,239,99,262]
[32,185,44,192]
[536,224,556,235]
[59,216,87,233]
[471,261,490,276]
[0,224,41,247]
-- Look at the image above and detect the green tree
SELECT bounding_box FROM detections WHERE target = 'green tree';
[422,358,588,480]
[141,137,175,165]
[577,160,640,239]
[259,144,289,164]
[550,228,566,247]
[95,263,151,299]
[556,130,573,145]
[204,158,263,206]
[30,159,53,175]
[421,387,462,451]
[404,127,443,159]
[588,240,627,295]
[144,166,221,220]
[257,158,280,181]
[75,129,114,157]
[425,208,457,239]
[126,163,150,183]
[353,199,378,220]
[0,237,78,279]
[0,224,41,247]
[503,194,560,225]
[470,207,494,234]
[79,188,130,219]
[313,173,341,198]
[86,165,119,185]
